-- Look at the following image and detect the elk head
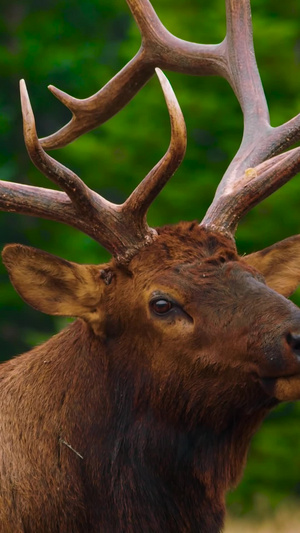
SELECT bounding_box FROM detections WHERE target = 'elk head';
[2,0,300,456]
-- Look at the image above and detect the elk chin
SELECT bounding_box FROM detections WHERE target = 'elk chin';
[261,375,300,402]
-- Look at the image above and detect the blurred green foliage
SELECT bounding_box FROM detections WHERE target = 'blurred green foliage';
[0,0,300,517]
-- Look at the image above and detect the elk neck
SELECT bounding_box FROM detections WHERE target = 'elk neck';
[0,306,275,532]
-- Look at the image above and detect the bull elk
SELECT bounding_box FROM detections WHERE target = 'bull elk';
[1,1,300,531]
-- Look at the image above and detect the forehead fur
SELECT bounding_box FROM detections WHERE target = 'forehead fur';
[127,222,238,274]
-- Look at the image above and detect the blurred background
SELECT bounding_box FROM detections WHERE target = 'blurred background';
[0,0,300,529]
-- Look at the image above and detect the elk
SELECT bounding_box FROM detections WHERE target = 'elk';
[1,0,300,531]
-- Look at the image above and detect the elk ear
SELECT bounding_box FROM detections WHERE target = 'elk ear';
[2,244,110,325]
[244,235,300,298]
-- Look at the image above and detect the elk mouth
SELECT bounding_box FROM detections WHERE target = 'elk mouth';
[260,373,300,402]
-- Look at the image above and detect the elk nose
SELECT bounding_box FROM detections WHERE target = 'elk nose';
[286,332,300,358]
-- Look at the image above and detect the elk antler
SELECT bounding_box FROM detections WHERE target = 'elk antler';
[0,70,186,263]
[201,0,300,233]
[39,0,300,236]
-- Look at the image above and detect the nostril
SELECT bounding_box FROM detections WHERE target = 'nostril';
[286,332,300,357]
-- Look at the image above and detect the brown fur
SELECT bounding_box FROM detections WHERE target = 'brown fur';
[1,223,300,532]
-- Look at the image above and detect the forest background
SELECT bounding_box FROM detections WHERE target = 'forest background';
[0,0,300,525]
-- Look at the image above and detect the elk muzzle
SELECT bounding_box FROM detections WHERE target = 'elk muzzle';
[261,329,300,401]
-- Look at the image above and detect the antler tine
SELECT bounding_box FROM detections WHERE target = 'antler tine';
[40,54,155,150]
[123,68,186,219]
[20,79,95,214]
[223,0,269,136]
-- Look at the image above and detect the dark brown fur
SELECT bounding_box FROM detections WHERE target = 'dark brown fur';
[1,223,300,532]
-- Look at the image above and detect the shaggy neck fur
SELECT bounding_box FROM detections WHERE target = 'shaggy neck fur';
[0,319,276,532]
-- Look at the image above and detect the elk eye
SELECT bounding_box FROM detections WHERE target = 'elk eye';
[150,299,173,315]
